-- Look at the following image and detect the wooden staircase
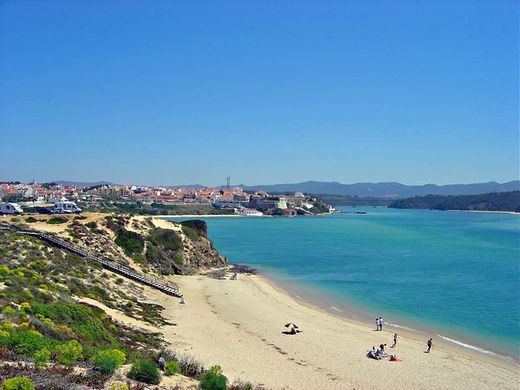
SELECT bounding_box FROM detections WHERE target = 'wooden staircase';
[0,222,182,298]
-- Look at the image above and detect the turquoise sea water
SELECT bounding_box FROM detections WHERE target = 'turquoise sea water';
[170,208,520,360]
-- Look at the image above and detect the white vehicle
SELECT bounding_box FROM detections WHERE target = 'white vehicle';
[0,202,23,214]
[52,201,82,214]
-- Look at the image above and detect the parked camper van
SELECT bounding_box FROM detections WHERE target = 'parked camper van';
[0,202,23,215]
[52,201,82,214]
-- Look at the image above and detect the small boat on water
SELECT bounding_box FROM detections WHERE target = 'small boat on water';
[241,208,264,217]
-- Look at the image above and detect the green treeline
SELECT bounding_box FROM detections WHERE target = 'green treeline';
[388,191,520,212]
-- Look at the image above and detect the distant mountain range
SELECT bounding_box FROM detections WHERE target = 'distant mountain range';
[54,181,207,189]
[53,180,118,187]
[49,179,520,199]
[238,180,520,198]
[167,184,206,189]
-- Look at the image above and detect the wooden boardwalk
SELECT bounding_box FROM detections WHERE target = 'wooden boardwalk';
[0,222,182,298]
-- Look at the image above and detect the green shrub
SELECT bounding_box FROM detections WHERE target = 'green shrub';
[34,347,51,367]
[85,221,97,229]
[127,359,161,384]
[31,302,116,344]
[47,217,68,224]
[92,348,126,374]
[109,382,129,390]
[55,339,83,366]
[28,261,47,272]
[199,365,228,390]
[73,215,87,220]
[1,377,35,390]
[115,230,144,255]
[0,265,9,277]
[181,225,198,241]
[2,306,15,316]
[173,255,184,266]
[2,329,48,357]
[180,220,207,236]
[19,302,31,314]
[133,252,146,264]
[145,243,161,262]
[148,228,182,251]
[164,360,180,376]
[25,217,37,223]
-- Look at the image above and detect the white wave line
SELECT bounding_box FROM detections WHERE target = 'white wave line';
[330,306,343,313]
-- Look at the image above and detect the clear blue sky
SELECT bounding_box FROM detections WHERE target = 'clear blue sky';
[0,0,518,186]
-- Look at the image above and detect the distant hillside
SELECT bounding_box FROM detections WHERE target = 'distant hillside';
[318,195,392,206]
[167,184,206,189]
[240,180,520,198]
[54,180,118,187]
[388,191,520,212]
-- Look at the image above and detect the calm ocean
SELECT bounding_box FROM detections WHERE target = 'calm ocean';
[169,207,520,361]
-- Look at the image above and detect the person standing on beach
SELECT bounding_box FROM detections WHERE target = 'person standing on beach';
[158,356,165,370]
[426,338,433,353]
[379,317,384,331]
[391,333,398,348]
[376,318,380,331]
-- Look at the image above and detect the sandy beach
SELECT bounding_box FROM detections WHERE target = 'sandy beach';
[136,273,519,390]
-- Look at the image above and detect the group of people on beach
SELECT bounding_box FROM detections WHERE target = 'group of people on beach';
[367,316,434,361]
[367,343,400,361]
[375,317,384,331]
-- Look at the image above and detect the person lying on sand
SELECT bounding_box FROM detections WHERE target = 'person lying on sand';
[367,347,381,360]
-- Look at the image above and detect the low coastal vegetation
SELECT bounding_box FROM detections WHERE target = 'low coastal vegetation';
[180,220,207,240]
[102,213,227,275]
[0,215,261,389]
[46,217,68,225]
[0,232,166,387]
[389,191,520,212]
[80,201,235,216]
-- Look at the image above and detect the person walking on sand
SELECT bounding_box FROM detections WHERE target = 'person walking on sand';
[375,318,380,331]
[426,338,433,353]
[391,333,398,348]
[379,317,384,331]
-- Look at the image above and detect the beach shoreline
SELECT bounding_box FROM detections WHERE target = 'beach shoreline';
[141,271,519,389]
[157,211,520,366]
[255,270,519,369]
